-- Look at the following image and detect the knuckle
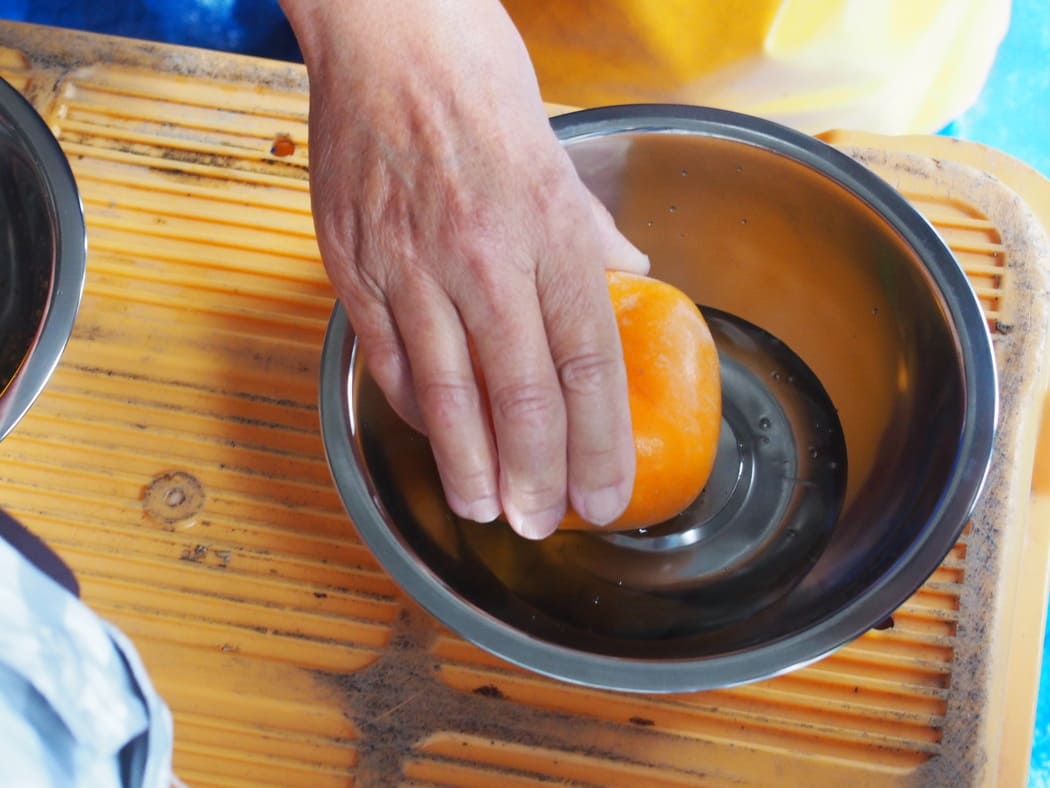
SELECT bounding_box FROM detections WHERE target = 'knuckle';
[450,463,493,490]
[505,471,566,507]
[458,245,534,303]
[445,463,498,501]
[558,350,623,397]
[361,340,406,387]
[467,258,509,304]
[573,440,623,468]
[361,351,411,408]
[353,264,391,305]
[491,382,561,429]
[569,432,633,488]
[416,379,481,426]
[349,317,405,380]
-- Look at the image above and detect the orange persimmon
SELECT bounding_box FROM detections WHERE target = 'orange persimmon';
[560,271,721,531]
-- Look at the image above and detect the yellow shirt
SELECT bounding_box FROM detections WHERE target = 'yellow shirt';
[504,0,1010,134]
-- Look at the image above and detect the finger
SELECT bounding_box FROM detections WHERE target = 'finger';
[460,275,568,540]
[539,258,635,527]
[588,191,650,275]
[388,282,502,524]
[343,295,426,435]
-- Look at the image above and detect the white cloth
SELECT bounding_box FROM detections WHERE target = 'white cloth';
[0,537,173,787]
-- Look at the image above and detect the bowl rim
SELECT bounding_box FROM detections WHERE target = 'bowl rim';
[0,76,86,441]
[319,104,998,693]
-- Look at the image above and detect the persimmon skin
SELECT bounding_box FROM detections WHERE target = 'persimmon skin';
[560,271,721,532]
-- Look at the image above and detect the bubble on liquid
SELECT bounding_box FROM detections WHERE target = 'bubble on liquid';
[680,168,688,176]
[829,460,839,470]
[740,218,748,225]
[759,435,770,446]
[758,416,772,431]
[787,375,796,384]
[593,594,601,605]
[872,306,880,317]
[771,371,783,382]
[808,446,819,459]
[669,205,678,213]
[647,219,654,228]
[735,165,744,173]
[637,527,648,535]
[617,579,624,587]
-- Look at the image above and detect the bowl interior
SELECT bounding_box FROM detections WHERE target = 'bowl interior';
[561,129,966,643]
[324,108,994,690]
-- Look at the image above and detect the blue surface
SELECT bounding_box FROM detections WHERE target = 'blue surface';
[951,0,1050,179]
[1,0,1049,782]
[1036,636,1050,788]
[0,0,301,62]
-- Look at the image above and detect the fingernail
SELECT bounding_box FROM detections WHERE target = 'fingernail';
[447,491,502,524]
[466,497,502,524]
[578,484,628,526]
[633,251,651,275]
[613,238,650,275]
[506,505,565,540]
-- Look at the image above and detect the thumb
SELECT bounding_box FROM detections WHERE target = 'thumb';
[589,191,650,275]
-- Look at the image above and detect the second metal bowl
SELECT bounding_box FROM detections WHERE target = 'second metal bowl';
[0,77,85,441]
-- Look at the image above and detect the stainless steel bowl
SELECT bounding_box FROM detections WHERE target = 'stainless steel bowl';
[0,77,85,441]
[319,106,997,692]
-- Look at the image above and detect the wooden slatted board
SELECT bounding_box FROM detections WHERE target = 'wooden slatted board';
[1,22,1048,787]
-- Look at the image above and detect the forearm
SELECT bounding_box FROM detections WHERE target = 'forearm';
[279,0,533,96]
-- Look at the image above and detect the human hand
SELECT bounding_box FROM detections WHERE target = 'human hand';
[282,0,649,539]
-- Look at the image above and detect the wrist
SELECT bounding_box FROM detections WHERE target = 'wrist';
[279,1,362,78]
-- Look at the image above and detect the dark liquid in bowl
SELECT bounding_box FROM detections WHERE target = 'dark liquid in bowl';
[0,148,53,394]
